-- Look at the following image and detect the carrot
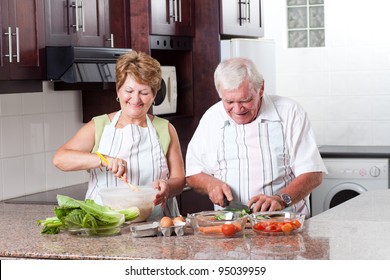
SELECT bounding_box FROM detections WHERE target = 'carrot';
[197,225,223,233]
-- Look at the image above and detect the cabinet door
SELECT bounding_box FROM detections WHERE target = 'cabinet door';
[76,0,109,46]
[150,0,195,36]
[220,0,264,38]
[108,0,129,48]
[45,0,109,47]
[0,0,44,80]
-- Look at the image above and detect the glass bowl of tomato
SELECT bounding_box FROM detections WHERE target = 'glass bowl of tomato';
[250,211,304,236]
[187,210,248,238]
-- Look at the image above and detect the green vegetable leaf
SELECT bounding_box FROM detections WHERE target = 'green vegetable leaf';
[117,207,140,221]
[37,195,127,235]
[37,217,63,234]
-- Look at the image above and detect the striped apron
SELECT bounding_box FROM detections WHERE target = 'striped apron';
[86,111,179,220]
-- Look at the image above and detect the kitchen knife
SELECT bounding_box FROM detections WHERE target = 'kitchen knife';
[223,195,252,213]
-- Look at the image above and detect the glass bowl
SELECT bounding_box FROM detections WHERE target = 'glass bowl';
[99,187,157,222]
[249,211,305,236]
[187,210,248,238]
[64,224,125,237]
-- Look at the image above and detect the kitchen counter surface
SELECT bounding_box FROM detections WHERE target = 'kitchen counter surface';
[318,145,390,158]
[1,190,390,260]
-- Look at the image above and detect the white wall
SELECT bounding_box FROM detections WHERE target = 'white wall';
[263,0,390,146]
[0,82,88,201]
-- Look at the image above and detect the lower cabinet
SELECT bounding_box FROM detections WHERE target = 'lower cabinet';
[177,187,214,216]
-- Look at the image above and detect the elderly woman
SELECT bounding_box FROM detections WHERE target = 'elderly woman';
[53,51,185,220]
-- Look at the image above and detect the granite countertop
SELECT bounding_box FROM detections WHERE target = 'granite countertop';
[1,190,390,260]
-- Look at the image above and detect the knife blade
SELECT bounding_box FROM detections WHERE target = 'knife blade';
[222,195,251,213]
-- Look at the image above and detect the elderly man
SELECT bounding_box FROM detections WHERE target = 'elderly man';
[185,57,326,217]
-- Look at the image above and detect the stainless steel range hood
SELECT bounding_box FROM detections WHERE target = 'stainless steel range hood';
[46,46,132,83]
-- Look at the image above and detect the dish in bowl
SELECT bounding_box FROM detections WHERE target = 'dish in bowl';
[250,211,304,236]
[188,210,248,238]
[99,186,157,222]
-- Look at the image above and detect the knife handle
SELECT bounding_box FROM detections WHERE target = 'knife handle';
[222,195,229,207]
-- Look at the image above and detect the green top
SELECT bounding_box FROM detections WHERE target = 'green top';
[91,114,170,155]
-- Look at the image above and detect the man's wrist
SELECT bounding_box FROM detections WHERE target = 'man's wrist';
[274,193,292,207]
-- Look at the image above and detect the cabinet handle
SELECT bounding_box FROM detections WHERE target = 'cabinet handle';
[80,1,85,32]
[246,0,251,23]
[178,0,182,22]
[238,1,244,26]
[173,0,178,22]
[4,27,12,63]
[70,0,84,32]
[169,0,179,23]
[70,1,79,31]
[106,34,114,48]
[13,27,20,63]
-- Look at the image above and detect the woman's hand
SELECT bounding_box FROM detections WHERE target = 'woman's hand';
[100,155,128,181]
[153,179,169,208]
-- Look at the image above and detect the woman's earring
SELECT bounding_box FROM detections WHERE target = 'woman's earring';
[116,97,120,102]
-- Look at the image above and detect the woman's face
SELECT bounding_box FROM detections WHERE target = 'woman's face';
[221,80,263,124]
[117,75,155,119]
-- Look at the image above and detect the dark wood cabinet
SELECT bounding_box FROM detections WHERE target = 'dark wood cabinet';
[0,0,44,81]
[220,0,264,38]
[44,0,111,47]
[150,0,195,36]
[177,188,214,216]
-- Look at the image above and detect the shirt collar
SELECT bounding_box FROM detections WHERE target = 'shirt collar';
[220,94,281,128]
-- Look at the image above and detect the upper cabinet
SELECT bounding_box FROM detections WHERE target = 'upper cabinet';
[150,0,195,36]
[0,0,45,80]
[44,0,112,47]
[220,0,264,38]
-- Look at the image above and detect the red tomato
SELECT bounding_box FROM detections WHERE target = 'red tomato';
[221,224,237,237]
[281,223,293,233]
[290,220,301,229]
[253,222,266,231]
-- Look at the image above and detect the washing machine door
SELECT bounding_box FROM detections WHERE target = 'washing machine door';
[324,183,367,212]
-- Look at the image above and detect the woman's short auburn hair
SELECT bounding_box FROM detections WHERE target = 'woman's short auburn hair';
[115,51,162,96]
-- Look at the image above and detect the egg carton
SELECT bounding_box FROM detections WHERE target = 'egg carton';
[129,221,185,237]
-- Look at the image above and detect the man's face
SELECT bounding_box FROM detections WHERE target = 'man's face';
[220,80,263,124]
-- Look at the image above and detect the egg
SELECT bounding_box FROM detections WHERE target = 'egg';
[160,216,174,227]
[173,216,185,225]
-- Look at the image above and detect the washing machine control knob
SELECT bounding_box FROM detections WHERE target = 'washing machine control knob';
[370,166,381,177]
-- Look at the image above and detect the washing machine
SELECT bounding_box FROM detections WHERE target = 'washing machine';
[311,158,389,216]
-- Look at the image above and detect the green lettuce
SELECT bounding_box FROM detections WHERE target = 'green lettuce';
[37,195,139,235]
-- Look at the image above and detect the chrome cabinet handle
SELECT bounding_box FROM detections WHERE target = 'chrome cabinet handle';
[246,0,251,23]
[4,27,13,62]
[174,0,178,22]
[13,27,20,62]
[106,33,114,48]
[80,1,85,32]
[70,0,84,32]
[178,0,182,22]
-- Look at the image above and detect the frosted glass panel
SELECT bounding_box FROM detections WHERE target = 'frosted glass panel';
[288,7,307,28]
[287,0,325,48]
[288,30,308,48]
[310,30,325,47]
[310,6,324,28]
[287,0,307,5]
[309,0,324,4]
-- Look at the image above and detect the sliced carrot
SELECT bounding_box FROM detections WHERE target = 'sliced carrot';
[197,225,223,234]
